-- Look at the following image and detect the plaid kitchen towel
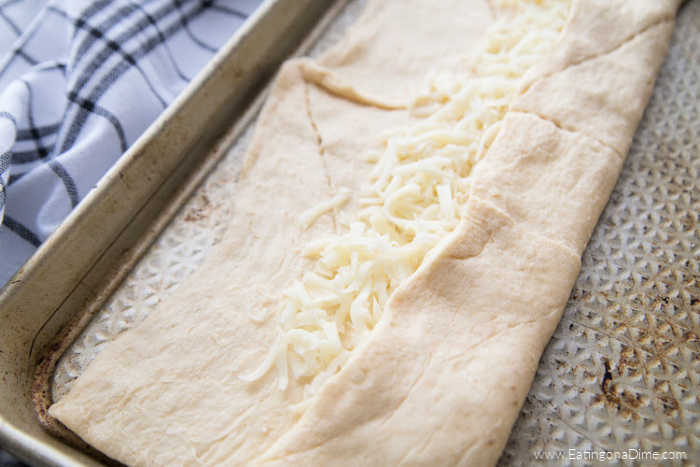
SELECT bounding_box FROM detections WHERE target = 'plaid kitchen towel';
[0,0,262,286]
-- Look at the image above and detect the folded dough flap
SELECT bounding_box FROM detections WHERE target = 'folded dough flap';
[310,0,492,108]
[259,199,581,466]
[516,0,678,156]
[522,0,679,79]
[470,111,623,256]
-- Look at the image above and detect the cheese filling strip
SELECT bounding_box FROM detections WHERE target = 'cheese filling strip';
[48,0,680,465]
[244,0,573,397]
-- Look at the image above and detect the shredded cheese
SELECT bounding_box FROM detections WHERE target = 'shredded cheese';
[242,0,572,395]
[299,188,352,230]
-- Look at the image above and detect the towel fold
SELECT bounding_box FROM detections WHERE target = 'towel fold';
[0,0,261,286]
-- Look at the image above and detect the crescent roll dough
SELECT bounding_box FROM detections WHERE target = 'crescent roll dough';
[49,0,681,465]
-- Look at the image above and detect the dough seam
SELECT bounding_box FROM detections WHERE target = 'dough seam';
[303,79,338,231]
[376,352,431,429]
[300,60,406,110]
[468,194,582,260]
[508,109,625,161]
[521,16,674,95]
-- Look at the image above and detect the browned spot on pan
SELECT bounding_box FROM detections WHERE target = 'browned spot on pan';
[654,379,680,416]
[184,193,213,222]
[596,358,643,420]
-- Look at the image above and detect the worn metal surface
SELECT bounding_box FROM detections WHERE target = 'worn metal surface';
[4,0,698,465]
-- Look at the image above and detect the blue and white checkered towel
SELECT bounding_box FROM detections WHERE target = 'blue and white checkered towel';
[0,0,261,286]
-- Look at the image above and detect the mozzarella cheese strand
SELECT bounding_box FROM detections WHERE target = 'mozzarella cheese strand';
[242,0,572,395]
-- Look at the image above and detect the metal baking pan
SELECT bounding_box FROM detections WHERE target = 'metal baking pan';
[1,0,698,465]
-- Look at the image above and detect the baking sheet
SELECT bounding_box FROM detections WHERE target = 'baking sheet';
[50,0,699,464]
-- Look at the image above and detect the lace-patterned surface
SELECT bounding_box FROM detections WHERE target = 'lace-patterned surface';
[52,0,698,463]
